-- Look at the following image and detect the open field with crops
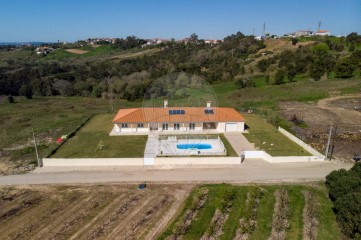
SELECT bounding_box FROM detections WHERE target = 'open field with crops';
[0,183,341,240]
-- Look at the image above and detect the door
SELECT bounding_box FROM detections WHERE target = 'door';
[150,123,158,130]
[225,123,238,131]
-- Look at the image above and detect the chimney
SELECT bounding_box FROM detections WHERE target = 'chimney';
[164,99,168,108]
[206,101,212,108]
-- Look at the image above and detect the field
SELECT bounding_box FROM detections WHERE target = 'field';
[279,95,361,160]
[159,183,341,240]
[0,183,341,240]
[65,49,89,54]
[51,114,147,158]
[0,96,141,174]
[0,184,192,240]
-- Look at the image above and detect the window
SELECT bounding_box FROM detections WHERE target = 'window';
[121,123,128,128]
[137,123,144,128]
[189,123,195,130]
[174,123,180,130]
[162,123,168,130]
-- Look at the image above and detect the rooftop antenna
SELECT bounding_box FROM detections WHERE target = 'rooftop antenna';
[318,20,322,31]
[263,22,266,38]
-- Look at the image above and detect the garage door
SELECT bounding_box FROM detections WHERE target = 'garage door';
[225,123,238,131]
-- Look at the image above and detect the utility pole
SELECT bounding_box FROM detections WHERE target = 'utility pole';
[324,124,333,160]
[32,128,41,167]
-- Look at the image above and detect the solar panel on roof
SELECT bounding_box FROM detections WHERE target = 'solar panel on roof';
[204,109,214,114]
[169,109,185,115]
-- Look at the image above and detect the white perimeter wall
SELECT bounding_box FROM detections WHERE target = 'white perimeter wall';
[244,151,324,163]
[43,158,144,166]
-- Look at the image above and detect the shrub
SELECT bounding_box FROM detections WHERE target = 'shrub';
[7,94,14,103]
[326,163,361,239]
[334,193,361,239]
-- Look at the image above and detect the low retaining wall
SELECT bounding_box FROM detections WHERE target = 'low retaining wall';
[244,150,324,163]
[278,127,324,158]
[154,157,241,166]
[42,158,144,166]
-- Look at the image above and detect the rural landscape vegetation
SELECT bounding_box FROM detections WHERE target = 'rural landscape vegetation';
[1,1,361,239]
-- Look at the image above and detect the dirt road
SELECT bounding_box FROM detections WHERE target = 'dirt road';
[0,160,352,185]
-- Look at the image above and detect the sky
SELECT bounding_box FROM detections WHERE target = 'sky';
[0,0,360,42]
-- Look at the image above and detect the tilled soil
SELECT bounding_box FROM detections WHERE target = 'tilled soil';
[0,184,193,240]
[279,95,361,161]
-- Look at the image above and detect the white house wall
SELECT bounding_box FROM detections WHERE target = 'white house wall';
[217,122,244,132]
[115,121,244,133]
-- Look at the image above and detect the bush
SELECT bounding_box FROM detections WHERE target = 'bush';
[334,193,361,239]
[326,163,361,239]
[7,94,14,103]
[335,58,355,78]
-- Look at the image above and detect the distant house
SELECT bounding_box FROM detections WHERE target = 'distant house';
[204,39,221,44]
[295,30,313,37]
[141,38,170,48]
[35,46,54,55]
[314,30,331,36]
[111,100,245,134]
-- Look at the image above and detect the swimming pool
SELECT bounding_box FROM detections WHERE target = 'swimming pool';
[177,143,212,150]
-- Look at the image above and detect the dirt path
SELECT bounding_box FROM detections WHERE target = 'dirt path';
[144,187,192,239]
[317,94,361,125]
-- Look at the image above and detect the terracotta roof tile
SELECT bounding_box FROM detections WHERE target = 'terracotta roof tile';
[113,107,245,123]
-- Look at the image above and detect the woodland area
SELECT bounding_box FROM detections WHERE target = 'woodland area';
[1,32,360,101]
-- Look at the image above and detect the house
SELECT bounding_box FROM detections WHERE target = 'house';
[111,100,245,134]
[295,30,313,37]
[314,30,331,36]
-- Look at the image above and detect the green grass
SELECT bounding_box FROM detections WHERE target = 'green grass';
[160,184,341,240]
[250,187,276,239]
[220,187,247,240]
[287,186,305,240]
[0,96,142,171]
[243,114,311,156]
[51,114,147,158]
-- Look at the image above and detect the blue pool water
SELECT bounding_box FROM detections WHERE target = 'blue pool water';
[177,143,212,150]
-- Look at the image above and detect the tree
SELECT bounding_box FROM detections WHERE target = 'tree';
[274,69,286,85]
[19,84,33,99]
[53,80,74,96]
[346,32,359,44]
[309,61,325,81]
[335,58,355,78]
[312,43,330,54]
[190,33,199,42]
[7,94,14,103]
[257,59,269,73]
[234,76,254,88]
[291,38,299,46]
[334,193,361,239]
[349,45,355,52]
[286,64,297,82]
